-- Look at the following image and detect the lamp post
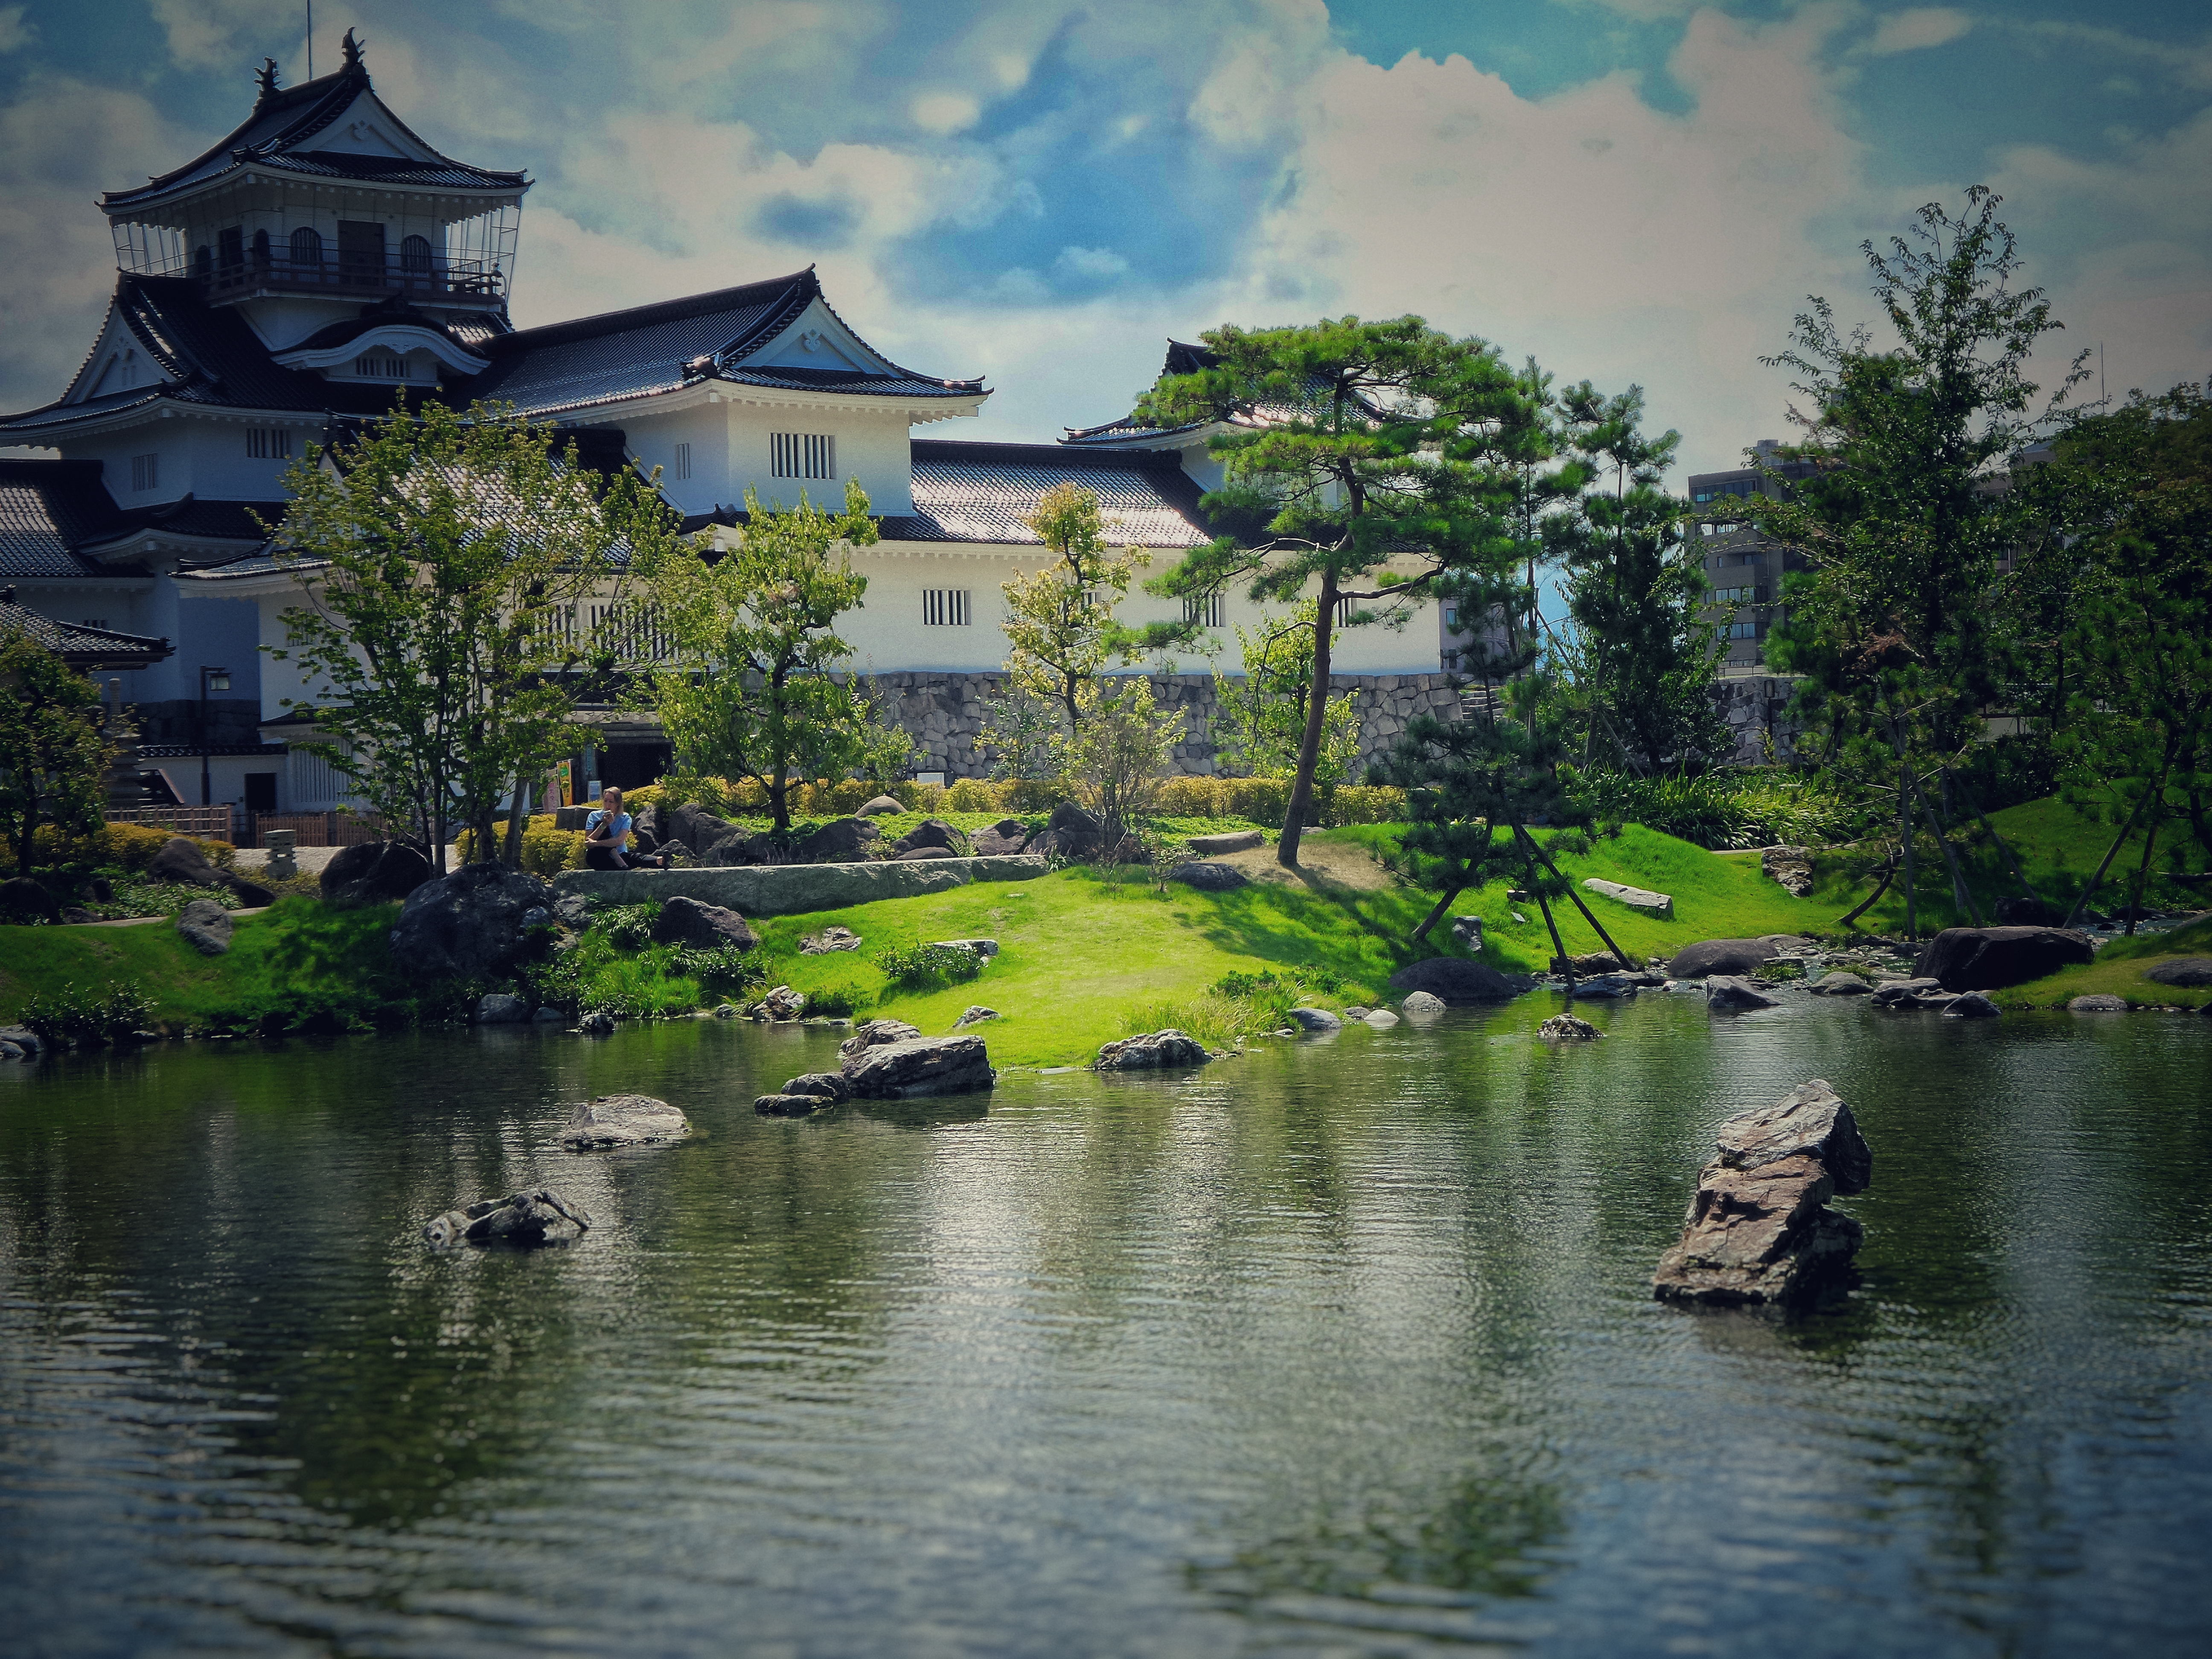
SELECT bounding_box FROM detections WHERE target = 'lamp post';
[198,666,230,806]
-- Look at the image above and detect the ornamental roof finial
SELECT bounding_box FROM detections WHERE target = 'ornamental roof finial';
[341,27,365,72]
[253,57,280,104]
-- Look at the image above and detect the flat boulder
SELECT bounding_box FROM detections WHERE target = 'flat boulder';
[320,840,432,906]
[560,1093,690,1149]
[651,895,758,951]
[1809,971,1872,996]
[1568,974,1640,1000]
[476,992,532,1024]
[1915,926,2095,992]
[1584,877,1672,918]
[1706,975,1779,1013]
[423,1188,591,1248]
[841,1033,995,1099]
[2145,957,2212,988]
[1668,937,1779,980]
[1653,1079,1871,1310]
[388,864,556,981]
[1095,1028,1209,1070]
[2069,993,2128,1012]
[1167,860,1247,892]
[0,876,61,924]
[895,845,957,860]
[1869,976,1944,1007]
[755,1093,826,1117]
[1188,828,1263,856]
[1387,957,1528,1004]
[147,836,224,887]
[175,896,233,956]
[1538,1013,1602,1042]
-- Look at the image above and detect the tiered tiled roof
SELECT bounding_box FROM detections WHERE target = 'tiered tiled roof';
[0,460,128,578]
[102,36,527,214]
[899,441,1213,546]
[0,596,171,669]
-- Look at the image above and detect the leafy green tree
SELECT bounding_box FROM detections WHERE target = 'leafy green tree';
[1138,316,1547,866]
[0,628,112,879]
[1548,384,1728,772]
[270,398,676,868]
[1752,188,2086,933]
[982,482,1150,764]
[1065,678,1181,846]
[648,480,900,832]
[1211,600,1362,791]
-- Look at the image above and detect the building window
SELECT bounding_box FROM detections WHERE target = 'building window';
[400,234,433,275]
[355,353,416,380]
[1333,596,1357,628]
[245,428,292,460]
[218,226,243,270]
[674,442,691,481]
[130,453,159,492]
[1711,585,1768,606]
[922,588,971,627]
[1184,592,1224,627]
[1726,620,1760,640]
[290,226,323,268]
[771,432,836,480]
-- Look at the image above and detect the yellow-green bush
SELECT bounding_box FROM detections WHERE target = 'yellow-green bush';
[4,821,239,872]
[609,771,1402,827]
[451,816,586,875]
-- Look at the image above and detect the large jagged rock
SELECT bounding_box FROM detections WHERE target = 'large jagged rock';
[758,985,806,1021]
[560,1093,690,1149]
[756,1070,850,1116]
[1668,937,1781,980]
[1653,1079,1871,1309]
[1915,926,2096,992]
[1167,860,1247,892]
[841,1032,994,1098]
[1761,845,1815,897]
[175,896,233,956]
[1537,1013,1602,1042]
[892,817,966,856]
[840,1018,923,1059]
[952,1005,999,1028]
[423,1188,591,1249]
[476,992,532,1024]
[1095,1028,1209,1070]
[1386,957,1529,1004]
[387,864,556,981]
[969,818,1028,856]
[1024,800,1102,857]
[148,836,224,887]
[2145,957,2212,988]
[651,895,758,951]
[800,925,863,954]
[802,816,881,862]
[320,840,432,907]
[1706,975,1781,1013]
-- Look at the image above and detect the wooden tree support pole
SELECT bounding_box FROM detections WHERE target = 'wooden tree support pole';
[1411,882,1467,946]
[1837,852,1898,929]
[1513,824,1634,968]
[2065,793,2150,928]
[1512,826,1576,996]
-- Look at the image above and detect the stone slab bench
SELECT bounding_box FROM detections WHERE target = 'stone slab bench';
[553,854,1048,917]
[1583,877,1674,918]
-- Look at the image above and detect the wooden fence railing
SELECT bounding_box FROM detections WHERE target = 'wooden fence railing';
[105,806,236,839]
[104,808,387,848]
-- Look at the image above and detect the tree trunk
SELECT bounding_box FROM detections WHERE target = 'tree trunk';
[1515,825,1633,968]
[501,768,533,868]
[1837,850,1898,929]
[1411,880,1467,946]
[1909,769,1982,927]
[2064,793,2148,928]
[1898,751,1918,943]
[1279,575,1338,869]
[770,770,790,833]
[16,787,35,881]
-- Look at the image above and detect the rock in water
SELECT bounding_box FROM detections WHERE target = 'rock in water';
[1387,958,1529,1004]
[1668,937,1780,979]
[755,1093,826,1117]
[561,1093,690,1149]
[2069,994,2128,1013]
[476,992,532,1024]
[1095,1029,1209,1070]
[175,896,233,956]
[1706,975,1780,1013]
[651,896,758,951]
[1808,971,1872,996]
[388,864,556,981]
[1400,990,1448,1016]
[839,1018,923,1059]
[841,1033,995,1099]
[783,1071,850,1102]
[1914,926,2095,991]
[1568,974,1640,1000]
[1537,1013,1602,1042]
[1943,991,2002,1019]
[577,1010,615,1037]
[423,1188,591,1248]
[1166,860,1248,891]
[759,985,806,1021]
[1284,1007,1342,1032]
[1652,1078,1871,1309]
[1364,1009,1400,1028]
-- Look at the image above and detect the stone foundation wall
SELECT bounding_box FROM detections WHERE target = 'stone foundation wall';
[866,671,1470,780]
[1711,676,1805,766]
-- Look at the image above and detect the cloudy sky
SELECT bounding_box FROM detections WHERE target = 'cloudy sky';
[3,0,2208,476]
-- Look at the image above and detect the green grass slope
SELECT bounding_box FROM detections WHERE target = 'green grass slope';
[1982,914,2212,1010]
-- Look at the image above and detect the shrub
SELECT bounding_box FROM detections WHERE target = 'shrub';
[669,943,764,992]
[807,983,863,1018]
[8,822,237,874]
[597,903,658,950]
[450,816,586,874]
[944,777,1012,813]
[876,941,984,989]
[1568,768,1845,850]
[21,980,155,1047]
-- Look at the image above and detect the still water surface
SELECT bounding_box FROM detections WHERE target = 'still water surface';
[2,995,2208,1656]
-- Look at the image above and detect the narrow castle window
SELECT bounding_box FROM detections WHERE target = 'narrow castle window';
[770,432,835,480]
[290,226,323,269]
[1183,592,1225,628]
[922,589,971,627]
[675,443,691,481]
[251,229,271,268]
[130,453,159,492]
[193,245,212,280]
[401,235,432,275]
[218,226,243,270]
[245,428,292,460]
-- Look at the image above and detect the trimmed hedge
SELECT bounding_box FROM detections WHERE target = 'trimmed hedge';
[633,773,1406,828]
[452,816,588,875]
[3,821,237,874]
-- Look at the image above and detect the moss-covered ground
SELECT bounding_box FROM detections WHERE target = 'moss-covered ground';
[3,799,2203,1063]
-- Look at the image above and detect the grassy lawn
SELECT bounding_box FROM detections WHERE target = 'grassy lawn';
[1982,915,2212,1010]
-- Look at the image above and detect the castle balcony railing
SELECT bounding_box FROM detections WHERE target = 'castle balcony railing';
[197,250,505,306]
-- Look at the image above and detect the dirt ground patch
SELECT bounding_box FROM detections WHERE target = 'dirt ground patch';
[1207,836,1398,893]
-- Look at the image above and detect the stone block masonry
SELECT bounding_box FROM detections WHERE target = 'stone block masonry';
[864,671,1470,780]
[555,854,1048,916]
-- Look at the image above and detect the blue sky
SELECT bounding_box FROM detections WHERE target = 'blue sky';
[3,0,2208,476]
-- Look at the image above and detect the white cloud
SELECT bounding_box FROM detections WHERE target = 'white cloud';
[147,0,264,73]
[912,90,982,135]
[1055,245,1131,279]
[0,6,35,54]
[1866,8,1973,57]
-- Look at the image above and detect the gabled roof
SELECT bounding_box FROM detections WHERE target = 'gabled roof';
[468,267,984,420]
[0,460,131,578]
[102,33,527,215]
[1062,335,1379,448]
[0,596,171,669]
[896,440,1214,547]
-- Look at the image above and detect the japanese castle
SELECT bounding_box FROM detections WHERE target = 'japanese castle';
[0,35,1452,812]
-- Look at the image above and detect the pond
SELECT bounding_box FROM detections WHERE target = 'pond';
[2,995,2208,1656]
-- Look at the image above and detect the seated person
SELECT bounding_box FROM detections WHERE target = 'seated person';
[583,786,668,870]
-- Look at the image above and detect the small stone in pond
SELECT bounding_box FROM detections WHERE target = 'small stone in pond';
[1538,1013,1602,1042]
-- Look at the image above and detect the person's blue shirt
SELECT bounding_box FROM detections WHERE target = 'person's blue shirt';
[585,808,631,849]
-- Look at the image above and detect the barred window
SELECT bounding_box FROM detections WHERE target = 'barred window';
[922,588,971,627]
[355,352,415,380]
[1184,592,1224,628]
[1333,595,1357,628]
[130,453,159,492]
[771,431,836,480]
[674,442,691,481]
[245,428,291,460]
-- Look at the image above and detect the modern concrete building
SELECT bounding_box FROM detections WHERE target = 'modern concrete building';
[1685,438,1818,674]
